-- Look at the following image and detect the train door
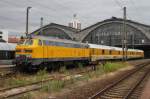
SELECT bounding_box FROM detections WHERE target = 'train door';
[38,40,44,63]
[43,40,48,62]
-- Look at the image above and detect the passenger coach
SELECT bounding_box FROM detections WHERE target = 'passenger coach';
[0,42,16,65]
[89,44,144,62]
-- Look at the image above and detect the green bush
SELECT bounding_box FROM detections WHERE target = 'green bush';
[36,68,48,80]
[78,63,83,70]
[21,93,33,99]
[37,68,48,76]
[8,77,30,86]
[41,80,65,92]
[59,66,68,74]
[103,62,124,73]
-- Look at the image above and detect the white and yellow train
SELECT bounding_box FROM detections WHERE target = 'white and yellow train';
[15,36,144,70]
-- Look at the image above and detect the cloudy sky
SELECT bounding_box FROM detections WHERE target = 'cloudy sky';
[0,0,149,34]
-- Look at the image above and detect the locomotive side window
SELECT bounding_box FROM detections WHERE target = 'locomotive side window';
[43,40,49,45]
[39,38,86,48]
[38,40,43,46]
[49,41,55,46]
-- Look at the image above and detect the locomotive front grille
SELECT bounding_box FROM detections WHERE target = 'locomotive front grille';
[16,54,32,61]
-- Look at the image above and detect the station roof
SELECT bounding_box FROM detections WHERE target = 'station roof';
[76,17,150,41]
[0,42,16,51]
[31,23,78,40]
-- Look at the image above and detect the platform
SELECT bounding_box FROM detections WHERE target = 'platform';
[0,60,14,65]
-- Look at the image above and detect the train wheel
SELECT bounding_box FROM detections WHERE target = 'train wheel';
[16,64,22,72]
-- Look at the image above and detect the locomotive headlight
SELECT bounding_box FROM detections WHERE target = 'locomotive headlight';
[21,49,25,53]
[19,49,32,53]
[15,54,32,58]
[25,49,32,53]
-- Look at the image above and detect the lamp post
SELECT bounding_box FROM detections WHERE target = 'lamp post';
[124,7,127,61]
[40,17,43,35]
[26,6,32,37]
[122,6,127,61]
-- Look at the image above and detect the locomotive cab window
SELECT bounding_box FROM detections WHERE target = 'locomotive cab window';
[24,39,33,45]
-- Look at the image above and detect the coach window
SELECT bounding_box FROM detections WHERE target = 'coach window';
[118,51,120,55]
[38,40,43,46]
[109,50,112,55]
[102,49,104,55]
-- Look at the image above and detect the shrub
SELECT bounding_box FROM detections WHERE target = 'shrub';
[59,66,69,75]
[41,80,65,92]
[78,63,83,70]
[36,68,48,80]
[103,62,125,73]
[21,93,33,99]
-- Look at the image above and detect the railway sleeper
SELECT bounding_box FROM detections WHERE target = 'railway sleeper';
[100,94,123,99]
[103,92,124,97]
[104,91,128,95]
[128,88,143,98]
[108,87,131,92]
[111,85,129,88]
[130,95,140,99]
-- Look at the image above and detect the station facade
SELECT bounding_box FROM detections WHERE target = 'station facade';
[0,30,8,42]
[31,17,150,57]
[31,23,78,40]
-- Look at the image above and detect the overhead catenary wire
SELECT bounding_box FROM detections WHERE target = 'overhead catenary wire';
[127,0,142,19]
[0,0,21,7]
[113,0,124,8]
[0,15,25,24]
[0,0,57,29]
[0,0,77,25]
[0,0,57,21]
[0,0,76,32]
[26,0,74,16]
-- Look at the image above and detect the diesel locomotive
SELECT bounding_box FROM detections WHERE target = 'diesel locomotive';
[15,36,144,70]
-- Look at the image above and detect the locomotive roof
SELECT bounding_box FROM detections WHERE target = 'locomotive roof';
[32,36,88,47]
[88,44,143,52]
[0,42,16,51]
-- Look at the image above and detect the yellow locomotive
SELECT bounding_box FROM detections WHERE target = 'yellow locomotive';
[15,36,144,70]
[15,36,90,70]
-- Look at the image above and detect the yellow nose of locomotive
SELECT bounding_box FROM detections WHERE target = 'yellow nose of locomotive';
[15,39,35,66]
[15,38,43,68]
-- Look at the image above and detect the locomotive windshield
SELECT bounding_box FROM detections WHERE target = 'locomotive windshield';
[24,39,33,45]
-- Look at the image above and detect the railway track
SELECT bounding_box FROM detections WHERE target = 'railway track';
[0,60,149,98]
[0,72,16,80]
[89,61,150,99]
[0,68,92,98]
[0,66,16,80]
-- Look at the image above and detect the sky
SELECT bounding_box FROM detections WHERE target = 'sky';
[0,0,149,35]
